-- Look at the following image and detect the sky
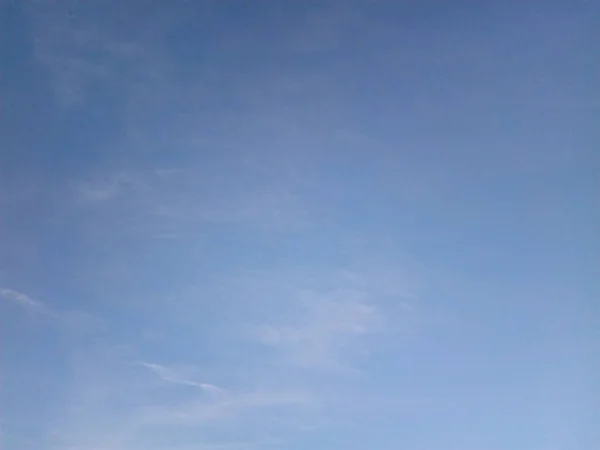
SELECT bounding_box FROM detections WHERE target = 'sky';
[0,0,598,449]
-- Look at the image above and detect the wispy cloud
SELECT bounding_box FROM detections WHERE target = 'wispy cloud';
[1,288,51,314]
[48,353,316,450]
[27,0,154,106]
[133,361,314,425]
[74,166,308,239]
[0,287,102,333]
[136,361,226,397]
[255,292,382,372]
[76,172,140,204]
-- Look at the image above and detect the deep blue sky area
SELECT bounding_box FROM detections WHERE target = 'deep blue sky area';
[1,1,598,449]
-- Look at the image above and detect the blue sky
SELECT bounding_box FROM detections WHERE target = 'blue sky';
[1,0,598,449]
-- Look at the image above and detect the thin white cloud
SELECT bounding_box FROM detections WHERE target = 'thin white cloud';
[48,353,315,450]
[23,265,414,450]
[255,292,382,372]
[0,287,103,333]
[133,362,315,427]
[0,288,50,314]
[136,361,225,397]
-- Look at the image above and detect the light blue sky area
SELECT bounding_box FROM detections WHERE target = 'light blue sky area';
[1,0,598,449]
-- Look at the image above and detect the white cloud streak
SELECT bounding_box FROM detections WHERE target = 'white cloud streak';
[0,288,51,314]
[49,354,315,450]
[0,287,103,334]
[136,361,225,397]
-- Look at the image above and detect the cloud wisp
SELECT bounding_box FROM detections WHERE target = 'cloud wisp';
[73,165,309,240]
[0,287,103,334]
[1,288,53,315]
[255,289,384,373]
[45,351,317,450]
[136,361,226,397]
